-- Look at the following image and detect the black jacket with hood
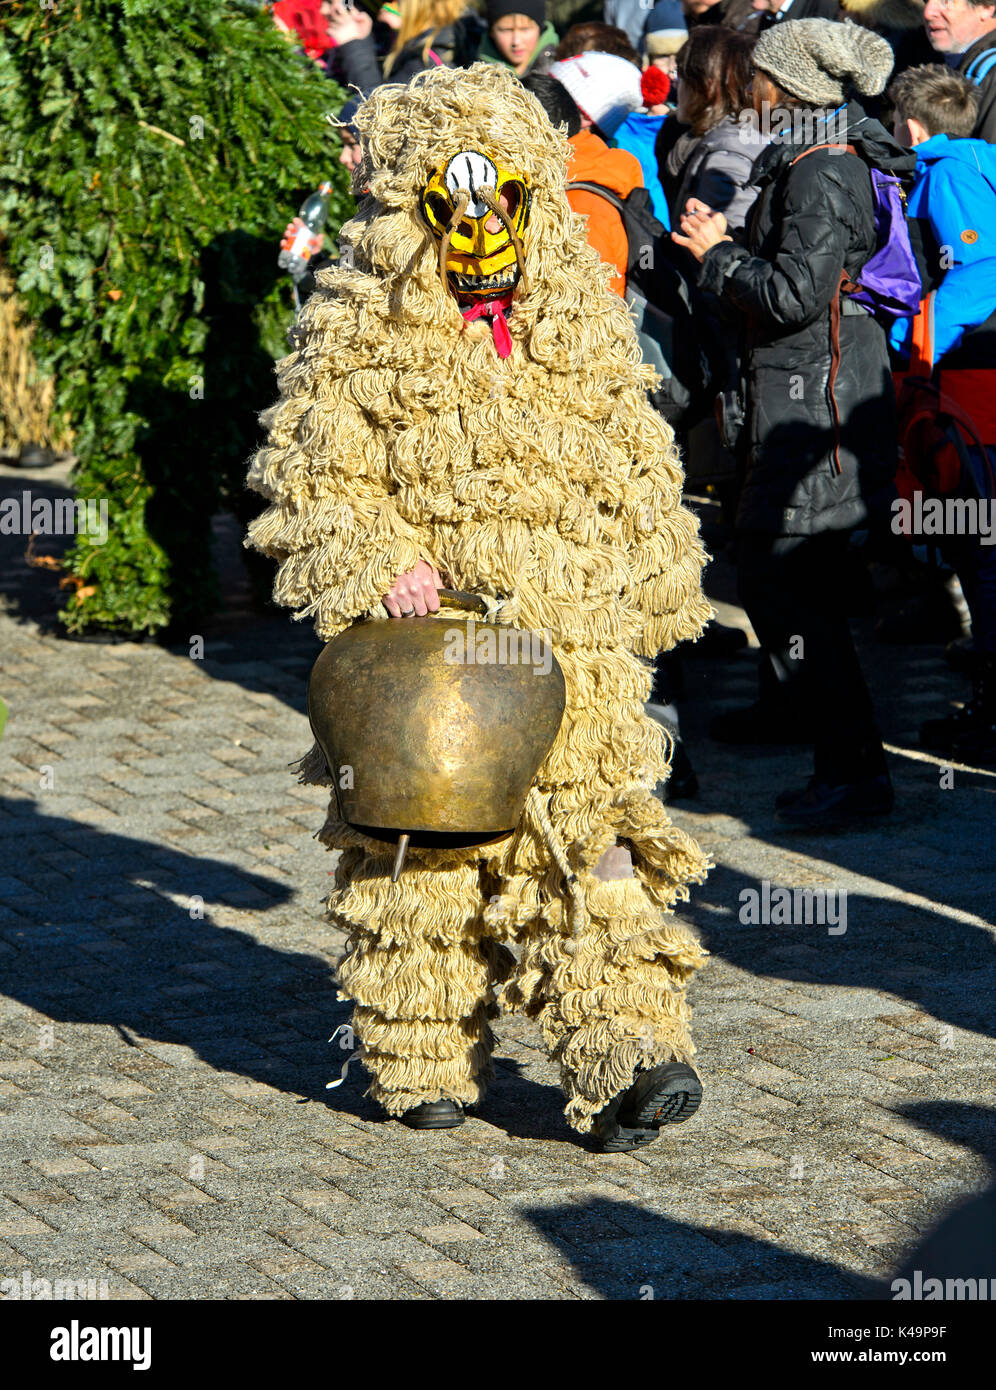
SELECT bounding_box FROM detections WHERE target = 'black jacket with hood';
[698,102,917,536]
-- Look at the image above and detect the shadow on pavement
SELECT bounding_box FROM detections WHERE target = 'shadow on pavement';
[668,571,995,1040]
[517,1101,996,1300]
[887,1101,996,1295]
[0,799,358,1107]
[521,1193,876,1299]
[680,859,996,1040]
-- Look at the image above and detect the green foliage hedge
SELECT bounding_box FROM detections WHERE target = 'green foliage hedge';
[0,0,352,634]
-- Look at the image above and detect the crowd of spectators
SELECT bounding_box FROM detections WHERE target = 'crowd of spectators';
[270,0,996,822]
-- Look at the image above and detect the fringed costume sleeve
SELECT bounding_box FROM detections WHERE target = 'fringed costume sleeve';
[616,400,714,660]
[245,277,444,643]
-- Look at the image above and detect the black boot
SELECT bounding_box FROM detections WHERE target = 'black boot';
[593,1062,703,1153]
[950,656,996,766]
[397,1099,465,1130]
[921,701,981,753]
[922,656,996,757]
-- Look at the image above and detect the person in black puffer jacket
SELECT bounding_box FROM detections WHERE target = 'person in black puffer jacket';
[674,18,917,827]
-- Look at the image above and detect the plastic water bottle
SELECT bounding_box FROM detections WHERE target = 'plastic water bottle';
[278,181,333,279]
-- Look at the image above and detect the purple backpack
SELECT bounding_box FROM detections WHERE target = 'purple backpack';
[792,144,922,321]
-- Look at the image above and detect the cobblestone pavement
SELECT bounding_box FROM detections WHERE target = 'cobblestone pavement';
[1,462,994,1300]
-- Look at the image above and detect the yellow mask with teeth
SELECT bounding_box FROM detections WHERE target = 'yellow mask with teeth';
[420,150,530,304]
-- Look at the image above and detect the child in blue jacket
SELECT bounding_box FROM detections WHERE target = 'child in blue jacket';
[890,69,996,365]
[890,64,996,765]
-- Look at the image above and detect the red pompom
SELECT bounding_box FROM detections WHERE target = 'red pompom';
[641,65,672,107]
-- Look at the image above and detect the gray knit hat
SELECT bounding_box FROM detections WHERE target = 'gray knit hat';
[753,18,895,107]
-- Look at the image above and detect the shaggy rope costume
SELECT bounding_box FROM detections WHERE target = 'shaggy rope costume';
[246,63,713,1136]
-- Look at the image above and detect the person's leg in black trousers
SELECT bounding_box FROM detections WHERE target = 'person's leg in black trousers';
[709,550,813,746]
[736,530,892,824]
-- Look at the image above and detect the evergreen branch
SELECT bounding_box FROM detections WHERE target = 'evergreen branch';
[137,120,186,147]
[3,0,355,635]
[179,157,207,205]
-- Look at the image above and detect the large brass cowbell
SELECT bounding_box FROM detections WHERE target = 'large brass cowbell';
[307,590,566,877]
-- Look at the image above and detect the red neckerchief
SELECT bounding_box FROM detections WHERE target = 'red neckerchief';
[460,291,514,358]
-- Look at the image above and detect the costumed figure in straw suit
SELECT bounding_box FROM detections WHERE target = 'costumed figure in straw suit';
[246,62,714,1150]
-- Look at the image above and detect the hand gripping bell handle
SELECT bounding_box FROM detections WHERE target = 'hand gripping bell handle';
[436,587,489,615]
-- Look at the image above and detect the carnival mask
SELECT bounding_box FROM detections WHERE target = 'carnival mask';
[420,150,530,304]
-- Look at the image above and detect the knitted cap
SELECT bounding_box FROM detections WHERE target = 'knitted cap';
[487,0,546,27]
[644,0,687,58]
[549,52,643,136]
[753,17,895,107]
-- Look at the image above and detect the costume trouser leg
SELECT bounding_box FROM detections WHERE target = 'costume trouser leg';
[329,845,512,1115]
[502,864,707,1134]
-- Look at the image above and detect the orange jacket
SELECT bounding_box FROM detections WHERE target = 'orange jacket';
[566,129,644,297]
